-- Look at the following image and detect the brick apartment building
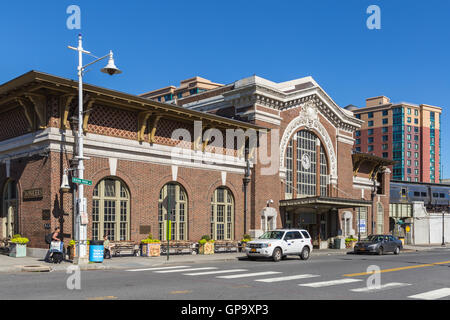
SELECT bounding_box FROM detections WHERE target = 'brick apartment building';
[0,71,392,250]
[347,96,441,183]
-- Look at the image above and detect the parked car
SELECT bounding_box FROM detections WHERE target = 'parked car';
[354,234,403,255]
[245,229,313,262]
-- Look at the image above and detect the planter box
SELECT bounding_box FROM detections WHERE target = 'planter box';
[67,245,90,260]
[199,242,214,255]
[9,243,27,257]
[68,246,76,260]
[345,241,357,249]
[141,243,161,257]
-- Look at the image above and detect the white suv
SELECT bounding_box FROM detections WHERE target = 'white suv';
[245,229,313,262]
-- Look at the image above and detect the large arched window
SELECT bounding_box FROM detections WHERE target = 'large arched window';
[158,183,188,241]
[211,187,234,240]
[2,180,18,238]
[285,130,329,199]
[92,178,130,241]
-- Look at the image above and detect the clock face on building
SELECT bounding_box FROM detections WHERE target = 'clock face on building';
[301,153,311,170]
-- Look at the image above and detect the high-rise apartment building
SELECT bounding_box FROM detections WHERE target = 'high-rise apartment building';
[348,96,441,183]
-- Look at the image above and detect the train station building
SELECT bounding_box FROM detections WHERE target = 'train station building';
[0,71,393,250]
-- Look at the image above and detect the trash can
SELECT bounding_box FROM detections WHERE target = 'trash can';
[89,240,104,263]
[334,238,345,249]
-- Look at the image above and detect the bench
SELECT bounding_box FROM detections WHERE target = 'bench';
[214,241,240,253]
[160,241,195,255]
[110,240,139,257]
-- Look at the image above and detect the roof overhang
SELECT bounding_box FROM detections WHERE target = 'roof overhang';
[0,70,267,132]
[352,152,396,179]
[280,196,372,212]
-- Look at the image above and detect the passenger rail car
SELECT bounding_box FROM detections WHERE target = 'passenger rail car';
[390,181,450,210]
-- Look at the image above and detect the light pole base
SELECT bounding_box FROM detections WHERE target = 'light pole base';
[73,256,89,265]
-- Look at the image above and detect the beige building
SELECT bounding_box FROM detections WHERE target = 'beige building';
[140,76,224,103]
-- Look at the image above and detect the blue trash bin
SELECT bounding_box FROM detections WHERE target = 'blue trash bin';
[89,240,104,263]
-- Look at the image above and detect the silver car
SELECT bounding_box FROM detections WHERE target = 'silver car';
[354,235,403,255]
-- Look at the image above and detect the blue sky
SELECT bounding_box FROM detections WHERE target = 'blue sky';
[1,1,449,176]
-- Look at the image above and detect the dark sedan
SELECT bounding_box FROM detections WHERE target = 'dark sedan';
[354,235,403,255]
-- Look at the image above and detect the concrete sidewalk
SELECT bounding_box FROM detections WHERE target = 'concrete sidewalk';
[0,248,351,273]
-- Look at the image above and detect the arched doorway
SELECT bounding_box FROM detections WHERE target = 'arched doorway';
[2,180,18,238]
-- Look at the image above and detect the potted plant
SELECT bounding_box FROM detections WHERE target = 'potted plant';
[345,236,358,249]
[9,234,29,258]
[67,240,90,260]
[239,234,252,252]
[198,235,215,255]
[141,234,161,257]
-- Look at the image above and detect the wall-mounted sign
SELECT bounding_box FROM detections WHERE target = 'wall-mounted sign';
[23,188,43,200]
[42,209,51,220]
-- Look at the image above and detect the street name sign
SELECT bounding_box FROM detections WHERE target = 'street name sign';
[72,177,93,186]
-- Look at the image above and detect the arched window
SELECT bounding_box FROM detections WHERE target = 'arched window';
[158,183,188,241]
[211,188,234,240]
[92,178,130,241]
[2,180,18,238]
[285,130,329,198]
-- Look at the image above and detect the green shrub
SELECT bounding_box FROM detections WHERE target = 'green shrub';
[141,238,160,244]
[345,236,357,243]
[200,235,211,241]
[10,237,29,244]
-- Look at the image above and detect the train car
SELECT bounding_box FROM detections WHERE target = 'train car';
[390,180,450,210]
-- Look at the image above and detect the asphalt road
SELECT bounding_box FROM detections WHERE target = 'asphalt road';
[1,248,450,300]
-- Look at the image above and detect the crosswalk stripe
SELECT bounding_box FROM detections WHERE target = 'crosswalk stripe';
[255,274,320,283]
[217,271,282,279]
[184,269,248,276]
[154,267,218,273]
[126,266,190,272]
[350,282,411,293]
[299,278,362,288]
[408,288,450,300]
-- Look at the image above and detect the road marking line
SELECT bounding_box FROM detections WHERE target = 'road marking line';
[170,290,192,294]
[343,260,450,277]
[255,274,320,283]
[155,267,218,273]
[350,282,411,293]
[86,296,118,300]
[299,278,362,288]
[125,266,190,272]
[217,271,282,279]
[184,269,248,276]
[408,288,450,300]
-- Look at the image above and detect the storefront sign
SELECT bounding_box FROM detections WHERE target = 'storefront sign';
[23,188,43,200]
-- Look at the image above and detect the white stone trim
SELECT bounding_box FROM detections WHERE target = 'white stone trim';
[109,158,117,176]
[0,127,249,174]
[353,176,380,190]
[337,134,355,145]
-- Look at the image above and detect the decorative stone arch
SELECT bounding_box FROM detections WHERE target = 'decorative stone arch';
[279,101,337,182]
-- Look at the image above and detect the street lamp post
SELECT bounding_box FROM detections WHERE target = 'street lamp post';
[68,34,121,264]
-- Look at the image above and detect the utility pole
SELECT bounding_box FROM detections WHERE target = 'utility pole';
[243,147,251,235]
